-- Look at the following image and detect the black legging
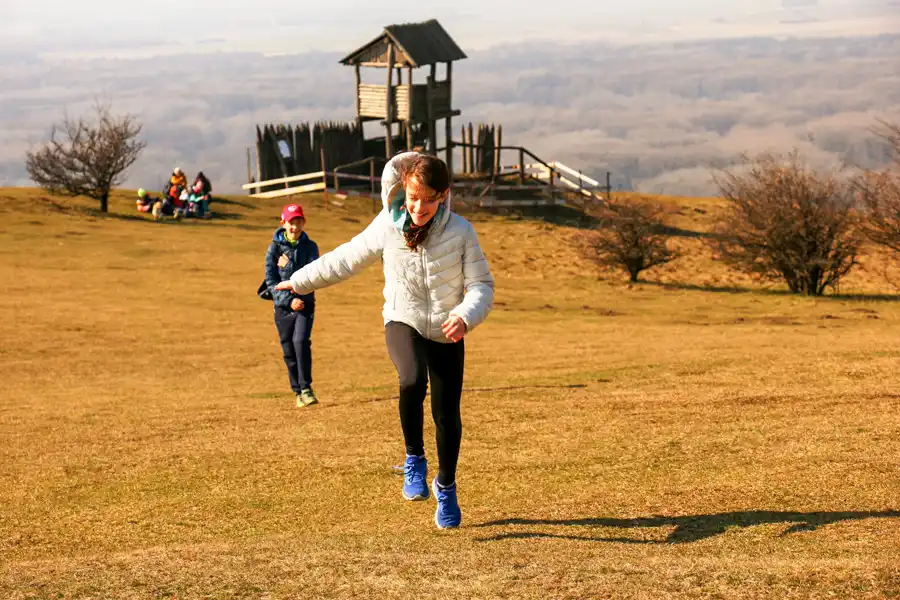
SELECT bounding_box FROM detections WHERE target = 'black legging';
[385,321,464,487]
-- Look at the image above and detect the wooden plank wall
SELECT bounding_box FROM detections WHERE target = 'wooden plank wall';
[254,122,365,191]
[458,122,501,175]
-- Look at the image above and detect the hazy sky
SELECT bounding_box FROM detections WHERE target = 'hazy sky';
[4,0,895,57]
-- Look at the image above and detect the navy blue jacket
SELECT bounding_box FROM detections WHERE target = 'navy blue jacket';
[265,229,319,312]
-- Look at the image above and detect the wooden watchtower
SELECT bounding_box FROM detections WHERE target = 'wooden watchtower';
[340,19,465,173]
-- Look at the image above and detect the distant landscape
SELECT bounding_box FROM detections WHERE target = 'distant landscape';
[1,32,898,195]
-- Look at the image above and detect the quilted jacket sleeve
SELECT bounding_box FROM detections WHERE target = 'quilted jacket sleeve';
[288,213,388,295]
[449,221,494,331]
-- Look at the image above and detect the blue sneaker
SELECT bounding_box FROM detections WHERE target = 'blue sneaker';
[402,455,429,501]
[432,478,462,529]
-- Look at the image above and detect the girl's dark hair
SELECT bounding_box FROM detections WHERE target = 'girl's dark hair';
[401,154,449,251]
[401,154,450,194]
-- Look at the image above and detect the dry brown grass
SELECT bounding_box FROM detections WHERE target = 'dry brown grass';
[1,188,899,599]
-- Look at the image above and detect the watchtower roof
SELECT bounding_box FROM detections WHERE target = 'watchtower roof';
[340,19,467,68]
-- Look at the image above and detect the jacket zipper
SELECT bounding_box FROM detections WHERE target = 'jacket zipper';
[421,246,430,339]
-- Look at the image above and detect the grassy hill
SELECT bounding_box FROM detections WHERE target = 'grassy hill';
[1,188,899,599]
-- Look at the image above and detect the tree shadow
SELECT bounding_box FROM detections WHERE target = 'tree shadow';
[358,383,589,404]
[639,280,792,296]
[474,510,900,544]
[459,204,605,229]
[656,224,718,239]
[637,279,900,302]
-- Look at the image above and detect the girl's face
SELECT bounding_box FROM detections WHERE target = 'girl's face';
[283,217,304,239]
[404,175,446,227]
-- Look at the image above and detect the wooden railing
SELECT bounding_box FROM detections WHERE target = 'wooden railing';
[243,147,611,211]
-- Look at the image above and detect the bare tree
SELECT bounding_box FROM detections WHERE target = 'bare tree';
[25,103,146,213]
[858,120,900,253]
[712,151,862,296]
[581,197,677,282]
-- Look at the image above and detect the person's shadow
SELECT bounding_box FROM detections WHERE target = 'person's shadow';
[474,510,900,544]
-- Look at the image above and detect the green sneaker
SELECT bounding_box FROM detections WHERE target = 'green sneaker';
[296,388,319,407]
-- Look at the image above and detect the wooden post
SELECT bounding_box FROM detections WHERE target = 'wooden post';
[444,62,454,178]
[467,123,474,176]
[427,64,436,154]
[291,126,300,174]
[475,125,482,174]
[606,171,612,202]
[519,147,525,185]
[354,64,362,129]
[246,147,252,188]
[255,140,262,194]
[495,125,502,179]
[385,44,395,158]
[548,166,555,203]
[461,125,468,174]
[321,147,328,209]
[405,66,414,151]
[370,158,376,196]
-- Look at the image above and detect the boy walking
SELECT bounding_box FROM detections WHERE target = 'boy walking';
[265,204,320,407]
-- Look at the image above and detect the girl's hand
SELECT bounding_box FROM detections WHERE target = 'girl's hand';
[274,281,294,291]
[441,315,467,342]
[290,298,305,311]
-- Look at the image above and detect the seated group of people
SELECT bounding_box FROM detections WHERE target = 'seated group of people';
[136,168,213,220]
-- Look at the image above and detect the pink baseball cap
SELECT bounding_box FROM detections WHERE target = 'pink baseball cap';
[281,203,305,222]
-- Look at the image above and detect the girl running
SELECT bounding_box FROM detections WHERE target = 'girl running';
[275,152,494,528]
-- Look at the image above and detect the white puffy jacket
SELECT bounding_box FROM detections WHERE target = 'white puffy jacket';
[287,152,494,342]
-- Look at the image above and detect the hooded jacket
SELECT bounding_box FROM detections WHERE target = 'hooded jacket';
[265,229,319,312]
[287,152,494,341]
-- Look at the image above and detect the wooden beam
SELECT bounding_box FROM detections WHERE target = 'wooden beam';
[358,61,411,68]
[250,181,326,199]
[241,170,325,190]
[384,43,395,158]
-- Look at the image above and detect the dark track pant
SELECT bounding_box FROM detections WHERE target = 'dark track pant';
[385,321,464,487]
[275,307,314,393]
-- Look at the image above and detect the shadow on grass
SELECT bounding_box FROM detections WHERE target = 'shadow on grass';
[459,204,604,229]
[474,510,900,544]
[639,279,900,302]
[359,383,589,404]
[213,197,258,210]
[656,224,718,239]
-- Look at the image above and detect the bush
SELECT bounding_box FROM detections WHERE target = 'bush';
[858,120,900,253]
[581,197,676,282]
[711,150,861,296]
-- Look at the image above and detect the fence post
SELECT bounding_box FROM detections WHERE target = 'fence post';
[606,171,612,202]
[321,148,328,210]
[519,148,525,185]
[548,166,555,203]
